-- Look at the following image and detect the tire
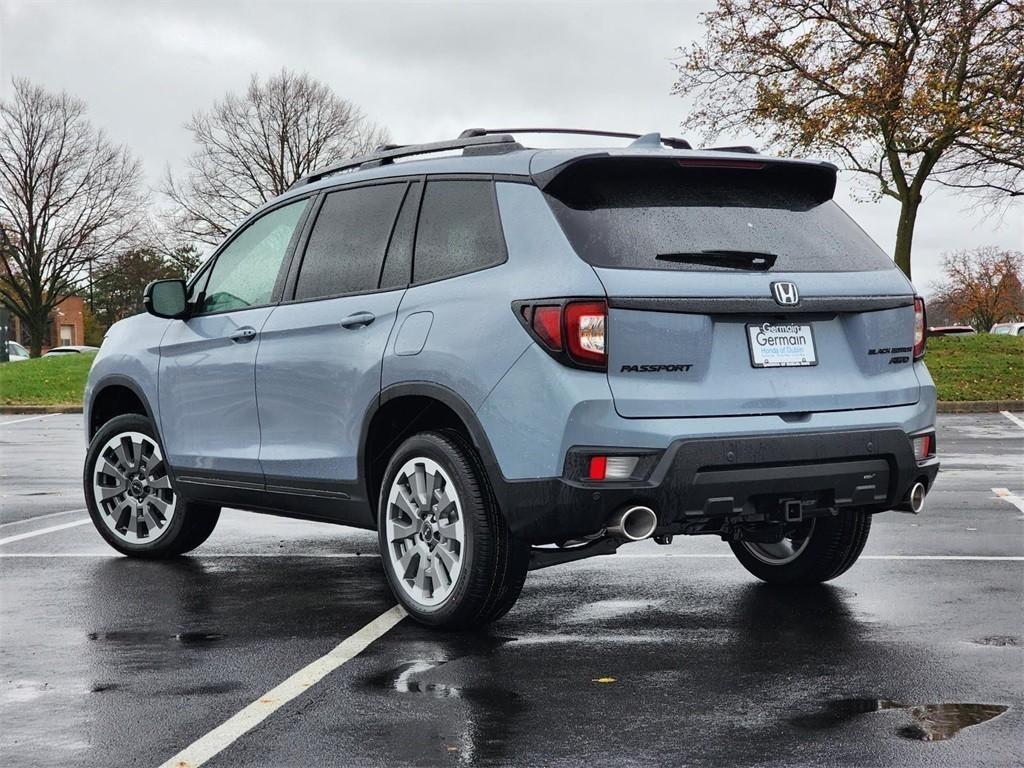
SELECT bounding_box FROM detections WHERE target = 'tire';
[83,414,220,558]
[376,430,529,629]
[729,509,871,585]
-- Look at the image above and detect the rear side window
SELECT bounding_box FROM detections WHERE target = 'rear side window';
[295,183,407,300]
[413,180,505,283]
[544,158,896,273]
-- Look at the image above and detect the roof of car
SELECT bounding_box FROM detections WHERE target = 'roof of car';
[273,130,836,207]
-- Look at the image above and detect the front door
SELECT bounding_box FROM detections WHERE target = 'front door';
[158,198,310,480]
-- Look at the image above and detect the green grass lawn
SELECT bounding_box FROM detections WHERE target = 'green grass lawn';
[925,334,1024,402]
[0,335,1021,406]
[0,352,97,405]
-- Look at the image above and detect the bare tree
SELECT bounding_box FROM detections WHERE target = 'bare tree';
[674,0,1024,279]
[0,79,145,356]
[930,247,1023,331]
[164,69,390,246]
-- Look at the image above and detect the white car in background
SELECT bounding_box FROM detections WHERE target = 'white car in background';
[990,322,1024,336]
[6,340,29,361]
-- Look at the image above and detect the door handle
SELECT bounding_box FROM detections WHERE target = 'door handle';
[229,327,257,343]
[340,311,376,329]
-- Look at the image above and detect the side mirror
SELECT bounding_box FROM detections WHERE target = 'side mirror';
[143,279,189,319]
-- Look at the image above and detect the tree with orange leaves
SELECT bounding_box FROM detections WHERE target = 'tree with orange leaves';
[931,247,1023,331]
[674,0,1023,280]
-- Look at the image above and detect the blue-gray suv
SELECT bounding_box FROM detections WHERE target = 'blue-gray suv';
[83,129,940,628]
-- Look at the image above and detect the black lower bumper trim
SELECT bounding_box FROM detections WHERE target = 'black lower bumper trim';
[488,428,939,544]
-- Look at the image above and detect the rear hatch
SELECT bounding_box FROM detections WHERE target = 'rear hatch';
[540,154,919,418]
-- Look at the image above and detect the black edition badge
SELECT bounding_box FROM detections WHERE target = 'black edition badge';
[620,364,693,373]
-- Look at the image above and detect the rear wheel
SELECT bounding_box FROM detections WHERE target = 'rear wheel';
[729,510,871,585]
[84,414,220,558]
[377,430,529,629]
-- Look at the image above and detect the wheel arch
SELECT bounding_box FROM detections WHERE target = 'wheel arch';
[362,382,503,519]
[88,376,156,438]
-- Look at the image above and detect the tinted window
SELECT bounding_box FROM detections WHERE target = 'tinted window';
[380,182,421,290]
[295,183,407,300]
[414,180,505,283]
[544,158,895,273]
[200,199,308,314]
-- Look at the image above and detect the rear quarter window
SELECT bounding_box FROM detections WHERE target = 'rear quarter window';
[543,158,896,273]
[413,180,506,283]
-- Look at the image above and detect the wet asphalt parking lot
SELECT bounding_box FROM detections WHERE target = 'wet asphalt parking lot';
[1,412,1022,768]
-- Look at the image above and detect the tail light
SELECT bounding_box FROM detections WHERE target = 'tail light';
[514,299,608,370]
[913,296,927,359]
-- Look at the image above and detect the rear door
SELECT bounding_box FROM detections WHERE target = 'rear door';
[542,156,920,418]
[254,180,416,507]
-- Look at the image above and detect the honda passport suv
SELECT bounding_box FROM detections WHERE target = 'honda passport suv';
[83,128,939,628]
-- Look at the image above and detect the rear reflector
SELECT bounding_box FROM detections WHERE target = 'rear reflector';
[587,455,640,481]
[913,433,934,462]
[913,297,927,359]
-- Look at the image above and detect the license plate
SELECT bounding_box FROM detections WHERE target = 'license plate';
[747,322,817,368]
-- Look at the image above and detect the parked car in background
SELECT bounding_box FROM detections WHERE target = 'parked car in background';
[990,322,1024,336]
[82,128,939,629]
[42,345,99,357]
[6,341,30,361]
[927,325,976,337]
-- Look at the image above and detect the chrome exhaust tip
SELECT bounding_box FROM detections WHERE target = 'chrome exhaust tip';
[605,505,658,541]
[907,481,926,514]
[896,481,927,514]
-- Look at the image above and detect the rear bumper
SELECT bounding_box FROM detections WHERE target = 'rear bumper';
[490,427,939,544]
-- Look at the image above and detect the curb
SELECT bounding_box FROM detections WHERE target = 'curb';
[0,404,82,414]
[936,400,1023,414]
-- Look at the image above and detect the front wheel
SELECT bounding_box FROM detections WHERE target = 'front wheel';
[84,414,220,558]
[729,509,871,585]
[377,430,529,629]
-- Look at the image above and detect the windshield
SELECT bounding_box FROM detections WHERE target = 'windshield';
[544,158,896,273]
[992,326,1012,335]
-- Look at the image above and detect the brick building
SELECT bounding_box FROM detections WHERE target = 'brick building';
[6,295,86,353]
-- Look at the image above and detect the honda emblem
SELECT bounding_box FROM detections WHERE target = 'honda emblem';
[771,281,800,306]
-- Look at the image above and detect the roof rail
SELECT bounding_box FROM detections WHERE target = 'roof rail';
[460,127,692,150]
[289,133,521,189]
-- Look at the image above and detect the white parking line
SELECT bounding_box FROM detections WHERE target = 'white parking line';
[0,413,59,426]
[0,518,91,546]
[156,604,406,768]
[0,508,87,529]
[1000,410,1024,430]
[993,487,1024,519]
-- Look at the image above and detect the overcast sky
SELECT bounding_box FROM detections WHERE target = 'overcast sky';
[2,0,1020,293]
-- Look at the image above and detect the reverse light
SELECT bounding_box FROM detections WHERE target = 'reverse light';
[515,299,608,369]
[913,296,927,359]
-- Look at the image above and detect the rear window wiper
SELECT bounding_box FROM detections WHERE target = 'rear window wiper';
[656,250,778,271]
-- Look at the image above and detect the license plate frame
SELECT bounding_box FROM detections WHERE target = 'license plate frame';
[746,322,818,368]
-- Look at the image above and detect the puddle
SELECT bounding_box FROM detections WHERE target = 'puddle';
[973,635,1020,647]
[794,698,1009,741]
[87,630,223,646]
[898,703,1009,741]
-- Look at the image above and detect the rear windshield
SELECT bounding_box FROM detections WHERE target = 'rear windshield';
[543,158,895,273]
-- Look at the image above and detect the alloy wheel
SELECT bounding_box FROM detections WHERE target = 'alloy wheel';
[92,431,176,544]
[741,519,816,565]
[384,457,466,607]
